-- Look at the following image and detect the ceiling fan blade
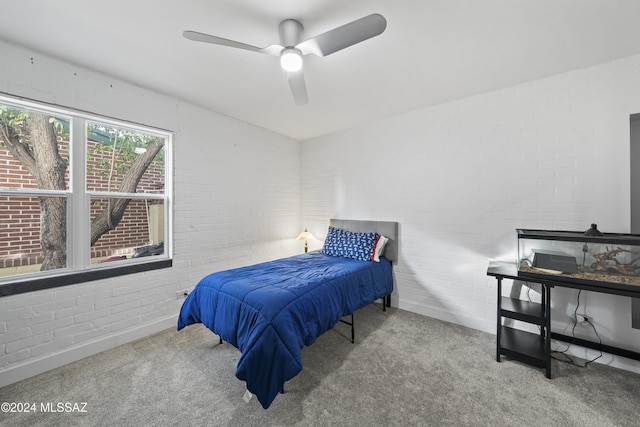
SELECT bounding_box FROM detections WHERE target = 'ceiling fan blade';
[287,71,308,106]
[183,31,282,56]
[296,13,386,57]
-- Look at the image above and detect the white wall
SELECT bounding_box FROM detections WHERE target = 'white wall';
[301,55,640,373]
[0,40,301,387]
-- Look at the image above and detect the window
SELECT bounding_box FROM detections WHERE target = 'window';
[0,95,172,296]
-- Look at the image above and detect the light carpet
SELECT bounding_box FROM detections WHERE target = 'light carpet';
[0,304,638,426]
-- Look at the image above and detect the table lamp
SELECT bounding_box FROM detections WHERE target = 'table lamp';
[296,228,316,253]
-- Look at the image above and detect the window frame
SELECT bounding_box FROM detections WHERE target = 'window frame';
[0,94,173,296]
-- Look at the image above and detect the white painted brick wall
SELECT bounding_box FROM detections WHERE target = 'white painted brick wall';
[0,39,301,386]
[301,55,640,372]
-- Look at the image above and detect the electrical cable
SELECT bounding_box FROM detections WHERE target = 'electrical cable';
[551,289,603,367]
[583,318,603,366]
[551,290,580,365]
[526,283,542,334]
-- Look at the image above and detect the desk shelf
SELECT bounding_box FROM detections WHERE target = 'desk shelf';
[498,294,551,377]
[499,326,547,369]
[489,260,640,377]
[491,272,552,378]
[500,297,545,325]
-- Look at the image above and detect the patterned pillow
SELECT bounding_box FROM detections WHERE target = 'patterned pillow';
[321,226,379,261]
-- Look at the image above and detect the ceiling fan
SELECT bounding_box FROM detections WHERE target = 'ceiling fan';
[183,13,387,106]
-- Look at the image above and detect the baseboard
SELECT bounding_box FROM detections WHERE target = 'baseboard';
[0,315,177,388]
[395,299,640,375]
[550,334,640,375]
[396,299,495,335]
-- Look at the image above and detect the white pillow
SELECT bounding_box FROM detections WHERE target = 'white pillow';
[371,235,389,262]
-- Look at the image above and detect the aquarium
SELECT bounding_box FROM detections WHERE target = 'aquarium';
[517,225,640,287]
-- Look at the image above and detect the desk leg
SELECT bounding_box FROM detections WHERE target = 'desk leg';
[540,284,546,339]
[545,284,552,379]
[496,277,502,362]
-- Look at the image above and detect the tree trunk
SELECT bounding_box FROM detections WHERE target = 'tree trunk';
[90,138,165,246]
[39,197,67,270]
[26,114,68,270]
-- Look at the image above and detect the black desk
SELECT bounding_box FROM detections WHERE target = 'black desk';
[487,261,640,378]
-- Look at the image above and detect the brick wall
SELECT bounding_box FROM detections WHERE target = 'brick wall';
[0,138,164,268]
[0,197,42,267]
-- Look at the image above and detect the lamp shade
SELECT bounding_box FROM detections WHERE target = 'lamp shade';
[584,223,604,237]
[296,229,316,241]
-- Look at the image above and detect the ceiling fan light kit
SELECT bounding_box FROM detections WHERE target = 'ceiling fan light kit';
[183,13,387,105]
[280,48,303,72]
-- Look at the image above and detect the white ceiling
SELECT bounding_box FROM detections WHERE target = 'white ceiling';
[2,1,640,140]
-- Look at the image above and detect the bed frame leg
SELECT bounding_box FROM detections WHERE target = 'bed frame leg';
[339,313,355,343]
[382,294,391,311]
[350,313,354,344]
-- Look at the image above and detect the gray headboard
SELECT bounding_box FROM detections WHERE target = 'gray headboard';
[329,219,399,263]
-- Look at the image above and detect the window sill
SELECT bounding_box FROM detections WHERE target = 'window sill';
[0,258,172,297]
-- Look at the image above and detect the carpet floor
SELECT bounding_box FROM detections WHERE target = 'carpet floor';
[0,304,638,426]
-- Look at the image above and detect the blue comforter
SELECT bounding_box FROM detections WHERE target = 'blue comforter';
[177,251,393,409]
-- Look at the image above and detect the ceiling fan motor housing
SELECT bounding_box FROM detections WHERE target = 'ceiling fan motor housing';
[279,19,304,47]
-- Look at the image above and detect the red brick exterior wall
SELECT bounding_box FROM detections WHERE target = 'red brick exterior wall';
[0,197,43,267]
[0,138,164,268]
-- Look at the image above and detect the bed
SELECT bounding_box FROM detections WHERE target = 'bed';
[177,219,398,409]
